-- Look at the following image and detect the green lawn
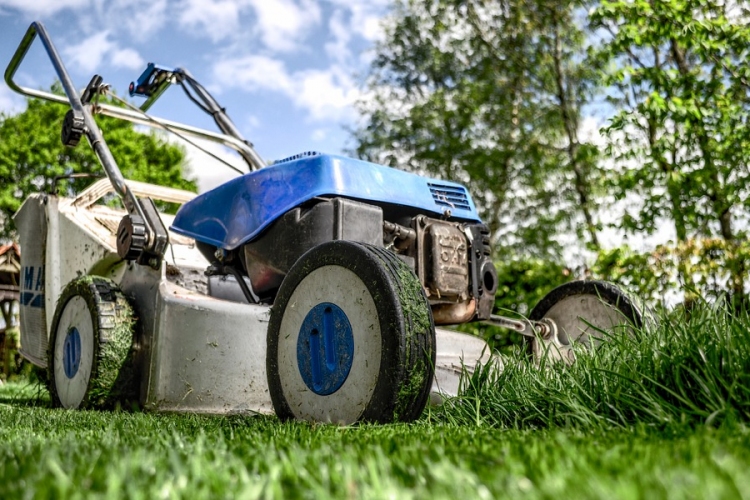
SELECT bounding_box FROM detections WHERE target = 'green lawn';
[1,305,750,499]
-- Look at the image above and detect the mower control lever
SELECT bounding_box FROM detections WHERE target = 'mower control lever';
[127,63,265,171]
[81,74,104,105]
[129,63,174,97]
[128,63,176,112]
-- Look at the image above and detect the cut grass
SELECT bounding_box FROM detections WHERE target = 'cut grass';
[1,386,749,499]
[1,303,750,498]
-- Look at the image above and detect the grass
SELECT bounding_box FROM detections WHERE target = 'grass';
[436,302,750,429]
[1,303,750,498]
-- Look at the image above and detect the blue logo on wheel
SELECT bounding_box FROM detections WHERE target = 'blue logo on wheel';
[297,302,354,395]
[63,327,81,379]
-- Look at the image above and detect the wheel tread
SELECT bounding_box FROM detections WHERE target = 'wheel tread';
[364,244,435,421]
[48,276,137,409]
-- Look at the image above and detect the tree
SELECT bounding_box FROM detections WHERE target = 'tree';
[591,0,750,306]
[0,88,197,240]
[354,0,603,260]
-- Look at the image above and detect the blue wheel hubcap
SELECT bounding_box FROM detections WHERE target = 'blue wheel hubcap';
[297,302,354,395]
[63,327,81,379]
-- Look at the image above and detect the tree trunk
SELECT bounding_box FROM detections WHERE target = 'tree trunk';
[550,7,600,251]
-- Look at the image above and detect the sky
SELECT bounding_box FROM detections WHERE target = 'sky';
[0,0,390,191]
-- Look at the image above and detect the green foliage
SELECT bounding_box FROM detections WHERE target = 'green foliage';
[357,0,750,303]
[493,258,575,318]
[594,240,750,307]
[590,0,750,303]
[0,87,197,239]
[591,245,666,304]
[355,0,604,259]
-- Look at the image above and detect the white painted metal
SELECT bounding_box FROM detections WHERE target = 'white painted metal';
[52,296,94,408]
[72,178,197,209]
[14,195,48,366]
[138,278,273,414]
[276,265,382,424]
[14,182,210,368]
[431,328,496,404]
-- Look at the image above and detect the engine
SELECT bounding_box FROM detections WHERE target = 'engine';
[235,196,497,325]
[172,153,498,324]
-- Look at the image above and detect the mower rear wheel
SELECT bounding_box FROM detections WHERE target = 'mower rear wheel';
[49,276,138,409]
[528,280,643,362]
[267,241,436,424]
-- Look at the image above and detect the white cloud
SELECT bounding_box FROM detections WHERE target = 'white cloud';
[327,0,390,42]
[177,0,244,43]
[325,9,351,64]
[213,55,294,93]
[1,0,387,48]
[247,0,321,52]
[245,114,261,129]
[352,7,387,43]
[0,0,170,41]
[63,31,144,73]
[311,128,327,141]
[104,0,170,39]
[213,56,359,122]
[0,0,90,15]
[179,138,247,193]
[0,85,23,115]
[173,0,322,50]
[110,47,145,70]
[63,32,112,73]
[295,68,359,121]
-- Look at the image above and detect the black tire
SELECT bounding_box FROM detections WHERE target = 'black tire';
[528,280,642,354]
[267,240,436,424]
[48,276,138,409]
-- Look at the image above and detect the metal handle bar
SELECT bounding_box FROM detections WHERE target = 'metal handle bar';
[4,23,262,172]
[5,21,144,222]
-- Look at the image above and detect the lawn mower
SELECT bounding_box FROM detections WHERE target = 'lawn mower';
[5,22,643,423]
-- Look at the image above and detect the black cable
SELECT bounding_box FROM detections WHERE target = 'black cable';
[103,90,245,176]
[178,79,212,115]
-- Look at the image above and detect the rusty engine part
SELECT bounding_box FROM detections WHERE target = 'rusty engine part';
[386,215,497,325]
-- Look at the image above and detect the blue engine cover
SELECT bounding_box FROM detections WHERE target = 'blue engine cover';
[170,153,481,250]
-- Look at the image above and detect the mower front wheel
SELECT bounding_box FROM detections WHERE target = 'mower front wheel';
[528,280,643,361]
[267,241,436,424]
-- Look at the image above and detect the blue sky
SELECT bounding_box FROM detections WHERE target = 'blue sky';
[0,0,390,191]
